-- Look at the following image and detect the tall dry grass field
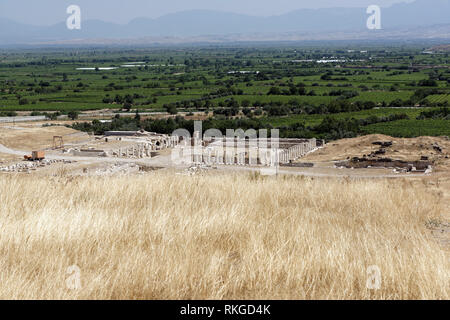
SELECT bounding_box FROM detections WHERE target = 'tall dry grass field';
[0,172,448,299]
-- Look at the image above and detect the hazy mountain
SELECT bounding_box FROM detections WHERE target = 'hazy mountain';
[0,0,449,44]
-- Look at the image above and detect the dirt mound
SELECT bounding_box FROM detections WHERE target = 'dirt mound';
[304,134,450,171]
[0,125,89,150]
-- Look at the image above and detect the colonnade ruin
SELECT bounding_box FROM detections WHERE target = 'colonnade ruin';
[107,135,179,159]
[71,129,323,166]
[172,136,322,166]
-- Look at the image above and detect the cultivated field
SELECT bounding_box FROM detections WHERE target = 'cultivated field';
[1,47,449,139]
[0,172,448,299]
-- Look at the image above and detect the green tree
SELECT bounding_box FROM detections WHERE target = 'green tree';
[68,111,79,120]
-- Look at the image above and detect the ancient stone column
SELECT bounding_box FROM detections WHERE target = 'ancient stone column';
[239,152,245,165]
[248,147,257,166]
[206,148,213,165]
[265,150,271,167]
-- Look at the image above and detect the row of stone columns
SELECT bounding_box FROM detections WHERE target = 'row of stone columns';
[167,136,179,148]
[175,146,279,167]
[278,139,317,164]
[174,138,318,166]
[109,136,181,159]
[112,143,153,158]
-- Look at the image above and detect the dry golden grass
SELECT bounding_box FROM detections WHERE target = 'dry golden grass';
[0,172,448,300]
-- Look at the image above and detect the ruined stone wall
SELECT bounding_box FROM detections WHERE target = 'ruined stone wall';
[107,135,180,159]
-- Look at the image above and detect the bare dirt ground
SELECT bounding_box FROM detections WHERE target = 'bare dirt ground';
[303,134,450,172]
[0,152,21,165]
[0,123,89,151]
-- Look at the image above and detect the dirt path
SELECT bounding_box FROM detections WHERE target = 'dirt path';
[0,143,26,156]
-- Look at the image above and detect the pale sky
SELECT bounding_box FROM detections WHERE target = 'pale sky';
[0,0,414,25]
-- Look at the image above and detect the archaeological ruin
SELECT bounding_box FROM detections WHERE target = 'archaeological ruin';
[171,134,323,167]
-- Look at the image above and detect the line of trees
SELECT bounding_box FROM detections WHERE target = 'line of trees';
[70,112,409,141]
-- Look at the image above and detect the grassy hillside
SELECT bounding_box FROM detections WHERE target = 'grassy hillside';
[0,172,448,299]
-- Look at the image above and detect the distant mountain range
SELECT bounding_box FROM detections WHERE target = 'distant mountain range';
[430,44,450,52]
[0,0,449,45]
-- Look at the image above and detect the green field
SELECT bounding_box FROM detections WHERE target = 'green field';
[1,46,449,139]
[426,94,450,103]
[262,108,429,128]
[362,119,450,137]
